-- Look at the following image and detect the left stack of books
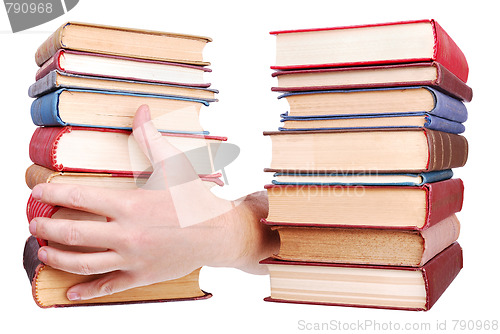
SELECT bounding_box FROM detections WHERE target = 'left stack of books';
[261,19,470,311]
[24,22,224,308]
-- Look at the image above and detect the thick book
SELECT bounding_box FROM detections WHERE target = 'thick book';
[278,87,467,122]
[23,236,211,308]
[263,178,464,229]
[35,22,211,67]
[264,128,468,173]
[271,62,473,102]
[36,50,211,87]
[25,164,223,190]
[272,170,453,186]
[30,88,209,133]
[269,214,460,266]
[280,113,465,134]
[271,19,468,83]
[261,242,463,311]
[28,70,218,102]
[29,126,227,174]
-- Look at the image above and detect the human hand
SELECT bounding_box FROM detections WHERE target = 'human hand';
[28,104,278,301]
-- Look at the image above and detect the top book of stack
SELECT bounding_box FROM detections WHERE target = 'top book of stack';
[35,22,212,67]
[270,19,469,85]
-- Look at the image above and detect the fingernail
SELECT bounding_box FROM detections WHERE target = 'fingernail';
[38,249,47,263]
[29,219,37,235]
[67,292,81,301]
[32,185,43,200]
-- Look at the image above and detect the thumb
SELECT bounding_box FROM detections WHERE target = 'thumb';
[66,271,136,301]
[132,104,201,189]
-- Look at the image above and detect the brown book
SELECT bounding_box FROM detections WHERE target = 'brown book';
[261,242,463,311]
[272,62,473,102]
[23,236,211,308]
[270,214,460,266]
[35,22,211,67]
[264,128,468,173]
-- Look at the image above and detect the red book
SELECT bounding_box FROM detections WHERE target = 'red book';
[29,126,227,174]
[261,242,463,311]
[271,62,473,102]
[36,50,211,87]
[263,178,464,230]
[271,19,469,83]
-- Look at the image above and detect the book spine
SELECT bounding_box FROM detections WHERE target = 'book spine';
[419,214,460,265]
[425,115,465,134]
[422,242,463,310]
[425,129,468,171]
[31,90,65,126]
[23,236,43,284]
[36,50,62,81]
[425,179,464,228]
[434,63,473,102]
[25,164,58,189]
[428,88,468,122]
[419,170,453,185]
[35,24,65,66]
[431,20,469,83]
[29,126,71,171]
[28,71,58,98]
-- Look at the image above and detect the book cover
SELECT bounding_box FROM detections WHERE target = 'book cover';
[272,62,473,102]
[261,242,463,311]
[23,236,211,308]
[270,19,468,83]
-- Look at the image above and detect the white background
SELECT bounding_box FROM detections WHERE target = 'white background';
[1,0,498,333]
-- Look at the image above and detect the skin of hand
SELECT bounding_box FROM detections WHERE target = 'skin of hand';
[28,104,279,302]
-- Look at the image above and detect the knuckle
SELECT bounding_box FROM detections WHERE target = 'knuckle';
[77,261,93,276]
[97,279,115,296]
[62,223,80,246]
[67,187,86,210]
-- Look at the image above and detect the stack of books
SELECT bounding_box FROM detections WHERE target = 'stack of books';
[23,22,224,308]
[261,20,471,311]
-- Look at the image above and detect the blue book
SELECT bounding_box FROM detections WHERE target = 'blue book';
[271,170,454,186]
[278,86,468,123]
[31,88,210,134]
[279,112,465,134]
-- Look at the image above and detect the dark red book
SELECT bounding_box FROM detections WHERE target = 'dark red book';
[271,19,469,83]
[261,242,463,311]
[29,126,227,174]
[23,236,211,308]
[36,50,211,87]
[271,62,473,102]
[263,178,464,230]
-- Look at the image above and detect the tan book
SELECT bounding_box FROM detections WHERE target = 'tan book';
[35,22,211,66]
[269,214,460,266]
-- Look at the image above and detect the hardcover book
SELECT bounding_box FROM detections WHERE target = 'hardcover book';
[29,70,218,102]
[271,62,473,102]
[35,22,212,67]
[271,19,468,83]
[269,214,460,266]
[29,126,227,174]
[263,178,464,229]
[31,88,209,133]
[278,87,467,121]
[264,128,468,173]
[261,242,463,311]
[36,50,211,87]
[23,236,211,308]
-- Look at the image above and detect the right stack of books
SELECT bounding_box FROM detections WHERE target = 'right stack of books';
[261,19,471,311]
[24,22,226,308]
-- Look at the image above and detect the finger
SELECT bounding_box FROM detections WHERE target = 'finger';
[38,246,124,276]
[30,217,119,249]
[66,271,136,301]
[31,183,128,218]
